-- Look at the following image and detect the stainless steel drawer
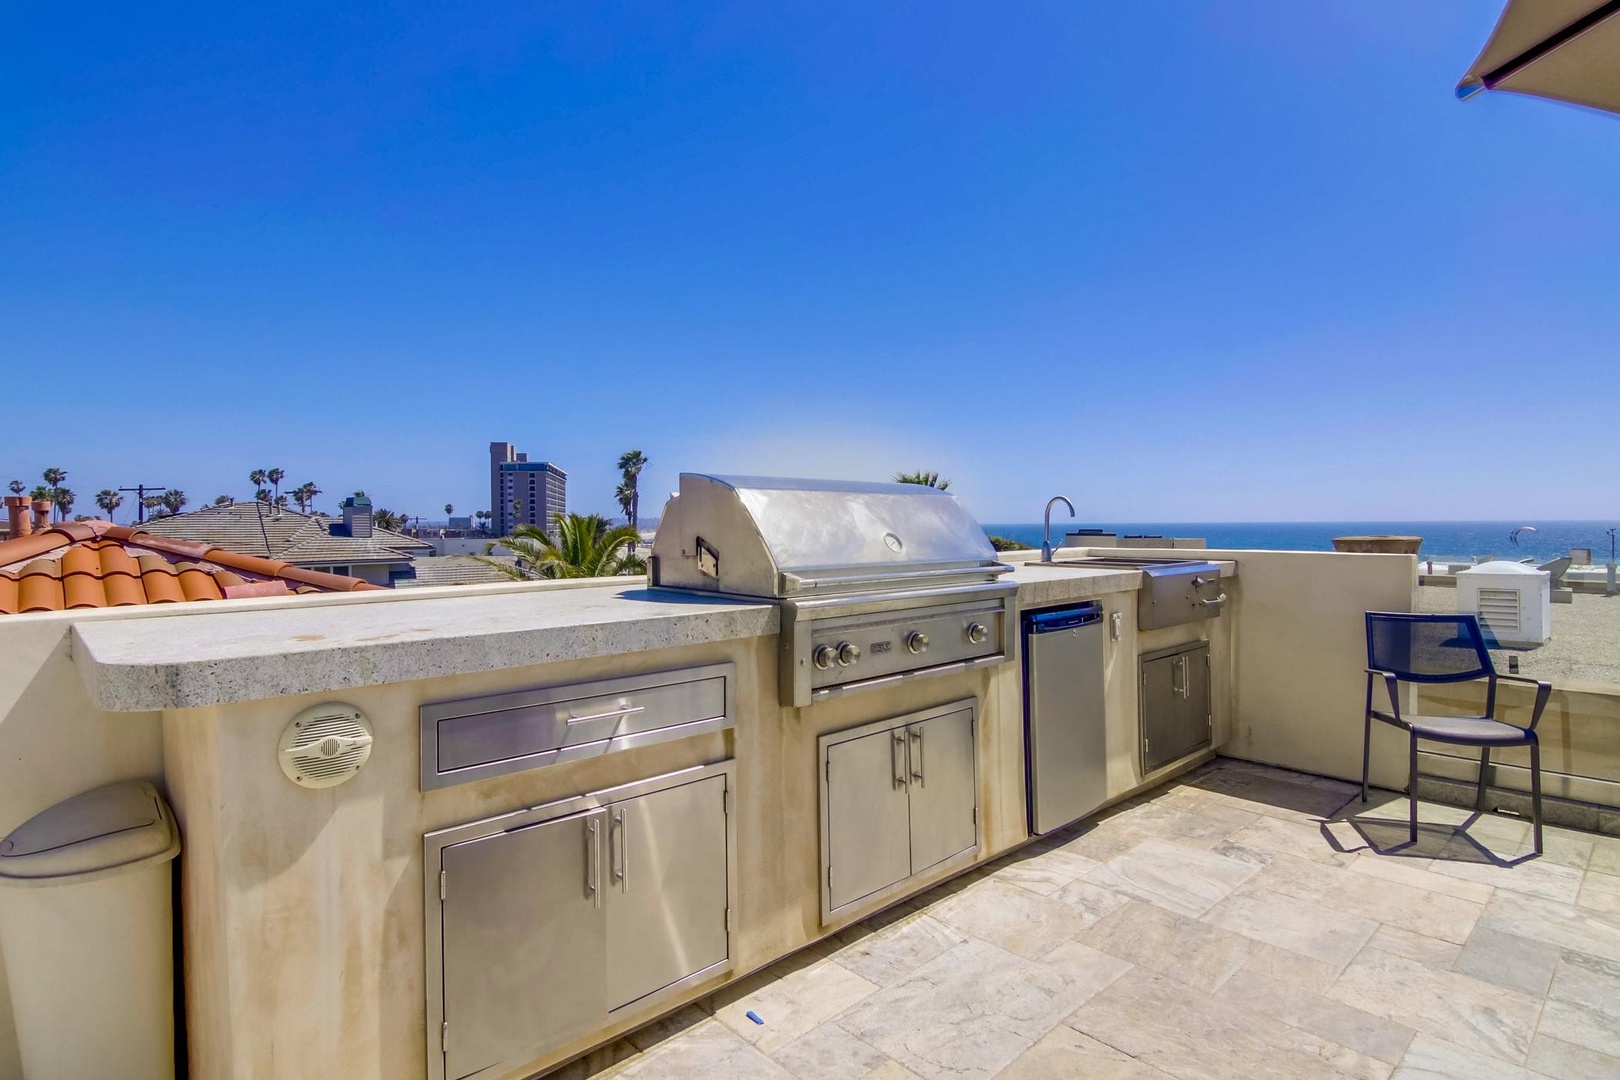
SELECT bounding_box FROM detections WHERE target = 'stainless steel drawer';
[421,663,734,791]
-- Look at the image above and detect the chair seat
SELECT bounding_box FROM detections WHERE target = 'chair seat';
[1371,710,1533,745]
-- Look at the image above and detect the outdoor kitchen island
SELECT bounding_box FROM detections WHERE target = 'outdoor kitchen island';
[67,532,1236,1079]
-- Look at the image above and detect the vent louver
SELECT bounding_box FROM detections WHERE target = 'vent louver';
[278,703,374,789]
[1476,588,1522,636]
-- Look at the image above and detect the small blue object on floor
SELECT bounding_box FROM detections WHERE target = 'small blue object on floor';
[746,1011,764,1025]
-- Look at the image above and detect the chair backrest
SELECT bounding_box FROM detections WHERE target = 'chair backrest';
[1366,612,1495,683]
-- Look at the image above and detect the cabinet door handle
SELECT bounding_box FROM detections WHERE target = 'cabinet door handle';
[891,730,908,789]
[1172,656,1189,698]
[909,726,924,786]
[566,704,646,726]
[611,808,628,891]
[586,818,601,902]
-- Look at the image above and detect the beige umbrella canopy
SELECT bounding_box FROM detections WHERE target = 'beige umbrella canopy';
[1458,0,1620,114]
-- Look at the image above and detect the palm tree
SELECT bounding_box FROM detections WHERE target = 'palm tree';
[292,482,321,514]
[444,503,454,519]
[249,470,267,500]
[267,468,285,504]
[894,470,950,490]
[143,495,164,518]
[475,510,490,532]
[615,481,634,525]
[51,487,75,521]
[372,508,405,531]
[7,480,22,496]
[158,489,187,517]
[480,513,646,580]
[616,450,649,533]
[213,495,234,506]
[96,489,123,521]
[273,494,288,511]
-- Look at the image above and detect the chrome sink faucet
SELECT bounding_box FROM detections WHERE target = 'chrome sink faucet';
[1042,496,1075,562]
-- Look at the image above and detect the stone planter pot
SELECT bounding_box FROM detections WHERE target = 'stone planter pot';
[1332,535,1422,555]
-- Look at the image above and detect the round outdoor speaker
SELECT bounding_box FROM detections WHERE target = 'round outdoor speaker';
[278,703,374,789]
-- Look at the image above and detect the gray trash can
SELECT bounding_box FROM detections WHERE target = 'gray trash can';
[0,781,181,1080]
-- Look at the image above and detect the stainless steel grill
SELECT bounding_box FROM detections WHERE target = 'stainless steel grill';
[650,474,1016,706]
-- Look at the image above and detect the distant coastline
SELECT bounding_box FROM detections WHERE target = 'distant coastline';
[980,521,1616,564]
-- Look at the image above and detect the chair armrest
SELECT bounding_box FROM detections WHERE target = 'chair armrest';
[1493,673,1553,731]
[1365,668,1402,722]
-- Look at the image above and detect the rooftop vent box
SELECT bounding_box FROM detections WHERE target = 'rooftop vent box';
[1456,561,1550,647]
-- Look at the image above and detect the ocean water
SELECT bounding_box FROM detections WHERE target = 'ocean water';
[979,521,1619,565]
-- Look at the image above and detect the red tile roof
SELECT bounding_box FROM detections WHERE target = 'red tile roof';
[0,521,384,615]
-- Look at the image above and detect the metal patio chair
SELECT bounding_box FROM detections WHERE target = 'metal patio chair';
[1363,612,1552,854]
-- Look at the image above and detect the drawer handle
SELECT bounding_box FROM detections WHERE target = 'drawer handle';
[1196,594,1227,609]
[565,704,646,726]
[891,730,908,789]
[909,726,924,786]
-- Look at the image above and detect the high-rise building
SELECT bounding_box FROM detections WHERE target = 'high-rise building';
[489,442,567,538]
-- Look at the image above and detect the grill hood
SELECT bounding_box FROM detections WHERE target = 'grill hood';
[649,474,1009,599]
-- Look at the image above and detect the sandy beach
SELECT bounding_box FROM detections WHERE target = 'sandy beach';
[1417,584,1620,686]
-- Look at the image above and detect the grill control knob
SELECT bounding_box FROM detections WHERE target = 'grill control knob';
[906,631,929,654]
[812,644,837,670]
[965,622,990,645]
[836,641,861,667]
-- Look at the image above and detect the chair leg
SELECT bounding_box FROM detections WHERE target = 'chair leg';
[1408,732,1419,845]
[1361,714,1372,804]
[1530,739,1543,856]
[1475,747,1491,812]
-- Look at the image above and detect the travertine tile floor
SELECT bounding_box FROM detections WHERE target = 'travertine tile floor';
[556,758,1620,1080]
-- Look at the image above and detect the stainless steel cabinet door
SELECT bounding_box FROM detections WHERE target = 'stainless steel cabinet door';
[440,809,606,1080]
[605,775,729,1012]
[1141,647,1210,773]
[905,708,978,873]
[826,728,912,911]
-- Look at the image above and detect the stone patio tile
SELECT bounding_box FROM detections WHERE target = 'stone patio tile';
[1539,951,1620,1059]
[1451,926,1561,998]
[770,1024,889,1080]
[1202,882,1379,966]
[1252,849,1484,944]
[625,1003,713,1052]
[1588,838,1620,877]
[1475,891,1620,964]
[1327,947,1541,1063]
[1524,1033,1620,1080]
[1428,852,1585,905]
[1067,968,1389,1080]
[929,878,1095,959]
[713,954,880,1055]
[1366,924,1464,969]
[994,1025,1177,1079]
[549,1037,642,1079]
[1225,814,1361,866]
[1195,771,1360,825]
[1575,871,1620,916]
[863,1062,926,1079]
[1233,938,1344,993]
[616,1018,796,1079]
[1049,877,1131,928]
[1349,853,1495,904]
[1220,968,1416,1065]
[987,847,1100,896]
[821,912,969,988]
[1083,838,1260,917]
[1390,1033,1541,1080]
[1077,899,1252,992]
[834,938,1129,1080]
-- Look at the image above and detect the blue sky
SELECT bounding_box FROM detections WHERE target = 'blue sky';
[2,3,1616,526]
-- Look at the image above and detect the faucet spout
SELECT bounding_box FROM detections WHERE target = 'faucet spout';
[1042,496,1075,562]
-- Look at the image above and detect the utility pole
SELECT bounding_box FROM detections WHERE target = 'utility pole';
[118,484,170,525]
[1606,527,1616,597]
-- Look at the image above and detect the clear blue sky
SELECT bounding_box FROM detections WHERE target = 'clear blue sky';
[3,3,1616,526]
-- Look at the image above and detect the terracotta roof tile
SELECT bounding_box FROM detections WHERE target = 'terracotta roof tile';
[18,560,62,613]
[0,523,384,617]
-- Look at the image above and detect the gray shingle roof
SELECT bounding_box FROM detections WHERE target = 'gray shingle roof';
[137,502,432,567]
[394,555,520,588]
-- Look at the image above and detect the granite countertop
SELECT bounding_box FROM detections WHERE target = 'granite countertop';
[73,584,778,712]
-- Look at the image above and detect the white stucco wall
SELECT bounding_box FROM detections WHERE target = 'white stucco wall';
[0,614,166,1080]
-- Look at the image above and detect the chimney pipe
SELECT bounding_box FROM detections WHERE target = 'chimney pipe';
[5,496,30,538]
[31,499,51,533]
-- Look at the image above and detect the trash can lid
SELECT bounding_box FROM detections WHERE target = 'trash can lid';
[0,781,180,886]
